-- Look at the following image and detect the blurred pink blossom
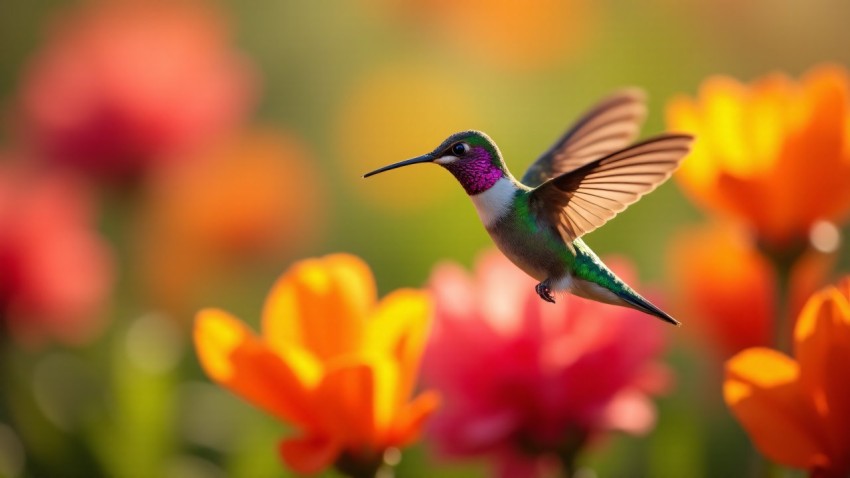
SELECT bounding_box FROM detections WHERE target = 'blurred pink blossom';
[0,162,113,346]
[16,0,256,180]
[423,250,671,477]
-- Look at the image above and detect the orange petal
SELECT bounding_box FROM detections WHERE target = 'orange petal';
[314,357,399,449]
[193,308,319,428]
[799,65,847,159]
[386,389,441,448]
[793,284,850,463]
[666,94,716,194]
[262,254,376,361]
[700,76,751,177]
[279,433,341,475]
[781,65,850,236]
[745,74,791,175]
[724,347,823,469]
[364,289,431,405]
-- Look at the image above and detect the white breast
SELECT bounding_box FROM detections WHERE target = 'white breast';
[470,177,516,228]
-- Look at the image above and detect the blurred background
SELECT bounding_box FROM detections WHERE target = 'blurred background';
[1,0,849,477]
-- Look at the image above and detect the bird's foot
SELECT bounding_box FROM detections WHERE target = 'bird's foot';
[535,281,556,304]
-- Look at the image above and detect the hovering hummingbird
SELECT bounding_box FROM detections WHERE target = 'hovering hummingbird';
[363,90,693,325]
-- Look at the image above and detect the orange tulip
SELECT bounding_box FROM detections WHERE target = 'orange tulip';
[724,277,850,477]
[194,254,439,476]
[667,65,850,251]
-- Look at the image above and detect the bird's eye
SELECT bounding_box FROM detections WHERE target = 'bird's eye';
[452,143,469,156]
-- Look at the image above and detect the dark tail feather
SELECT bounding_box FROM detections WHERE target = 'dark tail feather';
[618,293,680,326]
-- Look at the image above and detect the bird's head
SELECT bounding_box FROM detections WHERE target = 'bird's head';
[363,130,508,195]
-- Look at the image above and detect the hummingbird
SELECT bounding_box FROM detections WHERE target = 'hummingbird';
[363,90,693,325]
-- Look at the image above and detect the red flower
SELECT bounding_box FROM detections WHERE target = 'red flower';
[422,250,670,477]
[0,163,113,346]
[17,0,256,179]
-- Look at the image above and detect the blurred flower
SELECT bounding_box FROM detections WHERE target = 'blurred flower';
[725,277,850,477]
[135,129,325,313]
[367,0,594,71]
[0,162,113,346]
[667,223,775,358]
[17,0,256,180]
[335,66,479,212]
[666,64,850,252]
[668,222,836,359]
[194,254,439,476]
[422,250,669,478]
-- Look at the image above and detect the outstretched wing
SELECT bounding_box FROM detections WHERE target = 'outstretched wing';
[529,134,693,246]
[521,89,647,188]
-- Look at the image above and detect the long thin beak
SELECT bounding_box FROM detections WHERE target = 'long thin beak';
[362,153,435,178]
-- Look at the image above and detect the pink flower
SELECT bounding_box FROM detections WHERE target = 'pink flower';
[16,0,256,180]
[422,250,670,477]
[0,162,113,346]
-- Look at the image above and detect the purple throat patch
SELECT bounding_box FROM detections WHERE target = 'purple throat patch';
[446,147,503,195]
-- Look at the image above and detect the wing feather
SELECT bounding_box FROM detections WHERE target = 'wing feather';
[530,134,694,244]
[521,89,647,187]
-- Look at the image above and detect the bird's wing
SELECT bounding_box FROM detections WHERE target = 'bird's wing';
[520,89,647,188]
[529,134,693,244]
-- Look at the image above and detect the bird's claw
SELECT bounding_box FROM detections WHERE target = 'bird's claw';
[535,282,556,304]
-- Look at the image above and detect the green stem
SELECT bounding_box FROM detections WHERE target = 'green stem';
[751,241,804,478]
[553,428,587,478]
[771,252,796,354]
[556,451,577,478]
[758,237,804,354]
[334,450,387,478]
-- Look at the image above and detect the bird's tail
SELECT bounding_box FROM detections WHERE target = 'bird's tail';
[617,291,680,326]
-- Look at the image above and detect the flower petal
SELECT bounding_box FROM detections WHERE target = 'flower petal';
[666,94,716,191]
[387,390,441,447]
[364,289,431,405]
[262,254,376,361]
[701,76,751,177]
[279,433,340,475]
[724,347,823,468]
[666,65,850,249]
[194,308,319,428]
[793,284,850,466]
[313,357,398,448]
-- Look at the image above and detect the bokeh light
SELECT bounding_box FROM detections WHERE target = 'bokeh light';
[135,128,325,313]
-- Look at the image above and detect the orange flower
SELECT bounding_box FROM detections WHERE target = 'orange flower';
[667,65,850,251]
[667,223,775,358]
[367,0,594,71]
[135,129,325,312]
[194,254,439,475]
[724,277,850,477]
